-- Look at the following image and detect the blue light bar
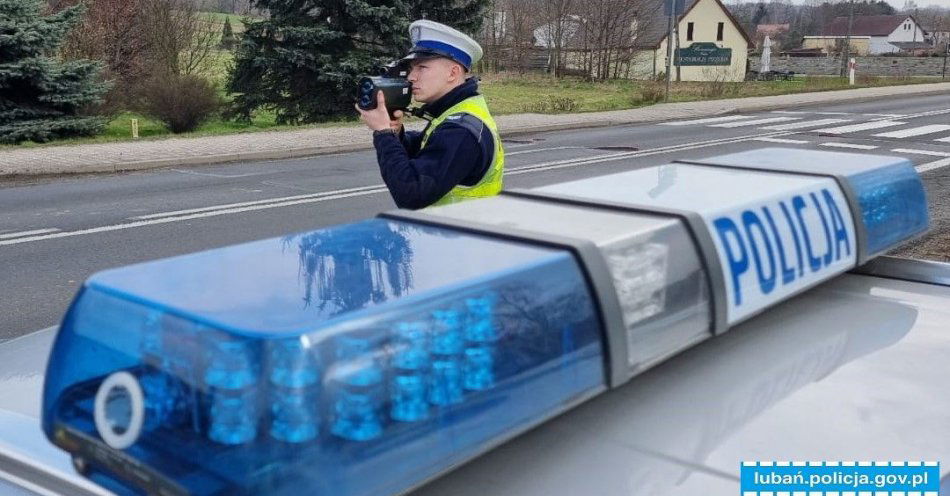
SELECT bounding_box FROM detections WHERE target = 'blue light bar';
[41,148,929,496]
[847,164,928,256]
[42,220,605,496]
[532,148,928,326]
[680,148,929,262]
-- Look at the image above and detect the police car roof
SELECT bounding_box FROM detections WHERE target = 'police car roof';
[1,259,948,495]
[410,264,950,495]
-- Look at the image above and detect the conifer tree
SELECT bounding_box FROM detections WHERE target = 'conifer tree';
[227,0,488,124]
[0,0,110,144]
[221,17,236,49]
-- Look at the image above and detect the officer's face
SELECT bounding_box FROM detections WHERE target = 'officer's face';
[408,58,464,104]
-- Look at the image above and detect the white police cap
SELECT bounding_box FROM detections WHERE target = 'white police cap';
[402,20,483,71]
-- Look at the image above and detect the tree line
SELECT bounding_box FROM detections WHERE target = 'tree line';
[2,0,488,144]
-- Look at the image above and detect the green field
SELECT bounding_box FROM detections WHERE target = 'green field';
[201,11,254,34]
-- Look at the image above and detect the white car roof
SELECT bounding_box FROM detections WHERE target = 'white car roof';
[411,270,950,495]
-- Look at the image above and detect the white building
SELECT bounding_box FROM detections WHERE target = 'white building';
[806,15,930,55]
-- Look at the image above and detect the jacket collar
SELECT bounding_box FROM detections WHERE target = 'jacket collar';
[420,77,480,119]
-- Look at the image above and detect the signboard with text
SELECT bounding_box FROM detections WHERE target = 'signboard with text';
[675,42,732,66]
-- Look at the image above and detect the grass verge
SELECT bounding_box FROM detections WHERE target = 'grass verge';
[4,71,944,149]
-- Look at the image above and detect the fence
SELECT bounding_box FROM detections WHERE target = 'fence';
[751,55,949,78]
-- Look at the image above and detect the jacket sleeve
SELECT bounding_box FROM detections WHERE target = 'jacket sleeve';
[400,129,424,156]
[373,123,484,210]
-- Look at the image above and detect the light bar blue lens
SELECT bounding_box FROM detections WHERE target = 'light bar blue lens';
[846,164,928,256]
[42,219,605,496]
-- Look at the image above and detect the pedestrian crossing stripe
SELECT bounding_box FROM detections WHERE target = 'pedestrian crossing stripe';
[813,121,907,134]
[873,125,950,139]
[762,118,851,131]
[710,117,800,128]
[820,143,879,150]
[753,137,809,144]
[660,115,753,126]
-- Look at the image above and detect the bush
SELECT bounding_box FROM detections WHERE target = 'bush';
[637,83,665,103]
[519,95,578,113]
[700,79,729,98]
[139,74,221,133]
[550,97,579,112]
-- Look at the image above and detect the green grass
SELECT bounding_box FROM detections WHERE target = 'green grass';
[4,70,943,149]
[480,74,641,113]
[479,72,945,114]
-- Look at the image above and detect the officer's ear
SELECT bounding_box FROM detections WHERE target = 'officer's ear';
[450,61,465,82]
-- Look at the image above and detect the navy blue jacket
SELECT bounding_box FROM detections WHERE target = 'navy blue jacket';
[372,78,495,210]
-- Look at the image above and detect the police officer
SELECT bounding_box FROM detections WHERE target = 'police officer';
[356,20,504,210]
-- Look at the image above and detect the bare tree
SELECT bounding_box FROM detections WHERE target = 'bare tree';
[142,0,219,77]
[502,0,540,73]
[54,0,151,108]
[578,0,646,80]
[477,0,506,72]
[537,0,577,76]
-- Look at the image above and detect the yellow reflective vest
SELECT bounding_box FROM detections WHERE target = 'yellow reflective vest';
[420,95,504,206]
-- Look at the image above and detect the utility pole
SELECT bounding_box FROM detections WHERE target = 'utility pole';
[665,9,675,102]
[912,8,918,55]
[840,0,854,77]
[943,42,948,80]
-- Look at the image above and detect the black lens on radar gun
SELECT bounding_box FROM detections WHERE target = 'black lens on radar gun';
[357,63,412,117]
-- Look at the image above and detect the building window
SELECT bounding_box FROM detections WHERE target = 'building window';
[717,22,724,41]
[687,22,694,41]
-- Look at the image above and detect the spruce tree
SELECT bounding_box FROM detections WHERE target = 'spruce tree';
[410,0,485,34]
[221,17,236,49]
[227,0,488,124]
[0,0,110,144]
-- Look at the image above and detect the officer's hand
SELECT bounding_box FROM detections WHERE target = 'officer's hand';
[390,110,404,133]
[356,91,395,132]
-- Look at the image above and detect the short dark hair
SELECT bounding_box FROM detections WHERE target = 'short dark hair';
[409,56,466,73]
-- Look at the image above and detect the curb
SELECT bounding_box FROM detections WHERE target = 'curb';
[3,82,949,177]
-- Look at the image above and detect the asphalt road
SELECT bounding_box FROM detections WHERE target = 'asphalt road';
[2,93,949,341]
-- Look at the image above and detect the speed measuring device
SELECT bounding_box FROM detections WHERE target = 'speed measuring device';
[41,148,928,495]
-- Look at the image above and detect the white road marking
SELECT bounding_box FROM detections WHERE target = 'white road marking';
[506,146,588,156]
[934,136,950,143]
[771,111,905,117]
[0,188,390,247]
[813,120,906,134]
[661,115,753,126]
[0,228,60,240]
[916,158,950,173]
[819,143,879,150]
[505,129,805,175]
[9,106,950,248]
[169,169,272,178]
[873,124,950,139]
[710,117,800,128]
[130,184,386,220]
[753,137,810,144]
[4,129,807,246]
[891,148,950,157]
[762,118,851,131]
